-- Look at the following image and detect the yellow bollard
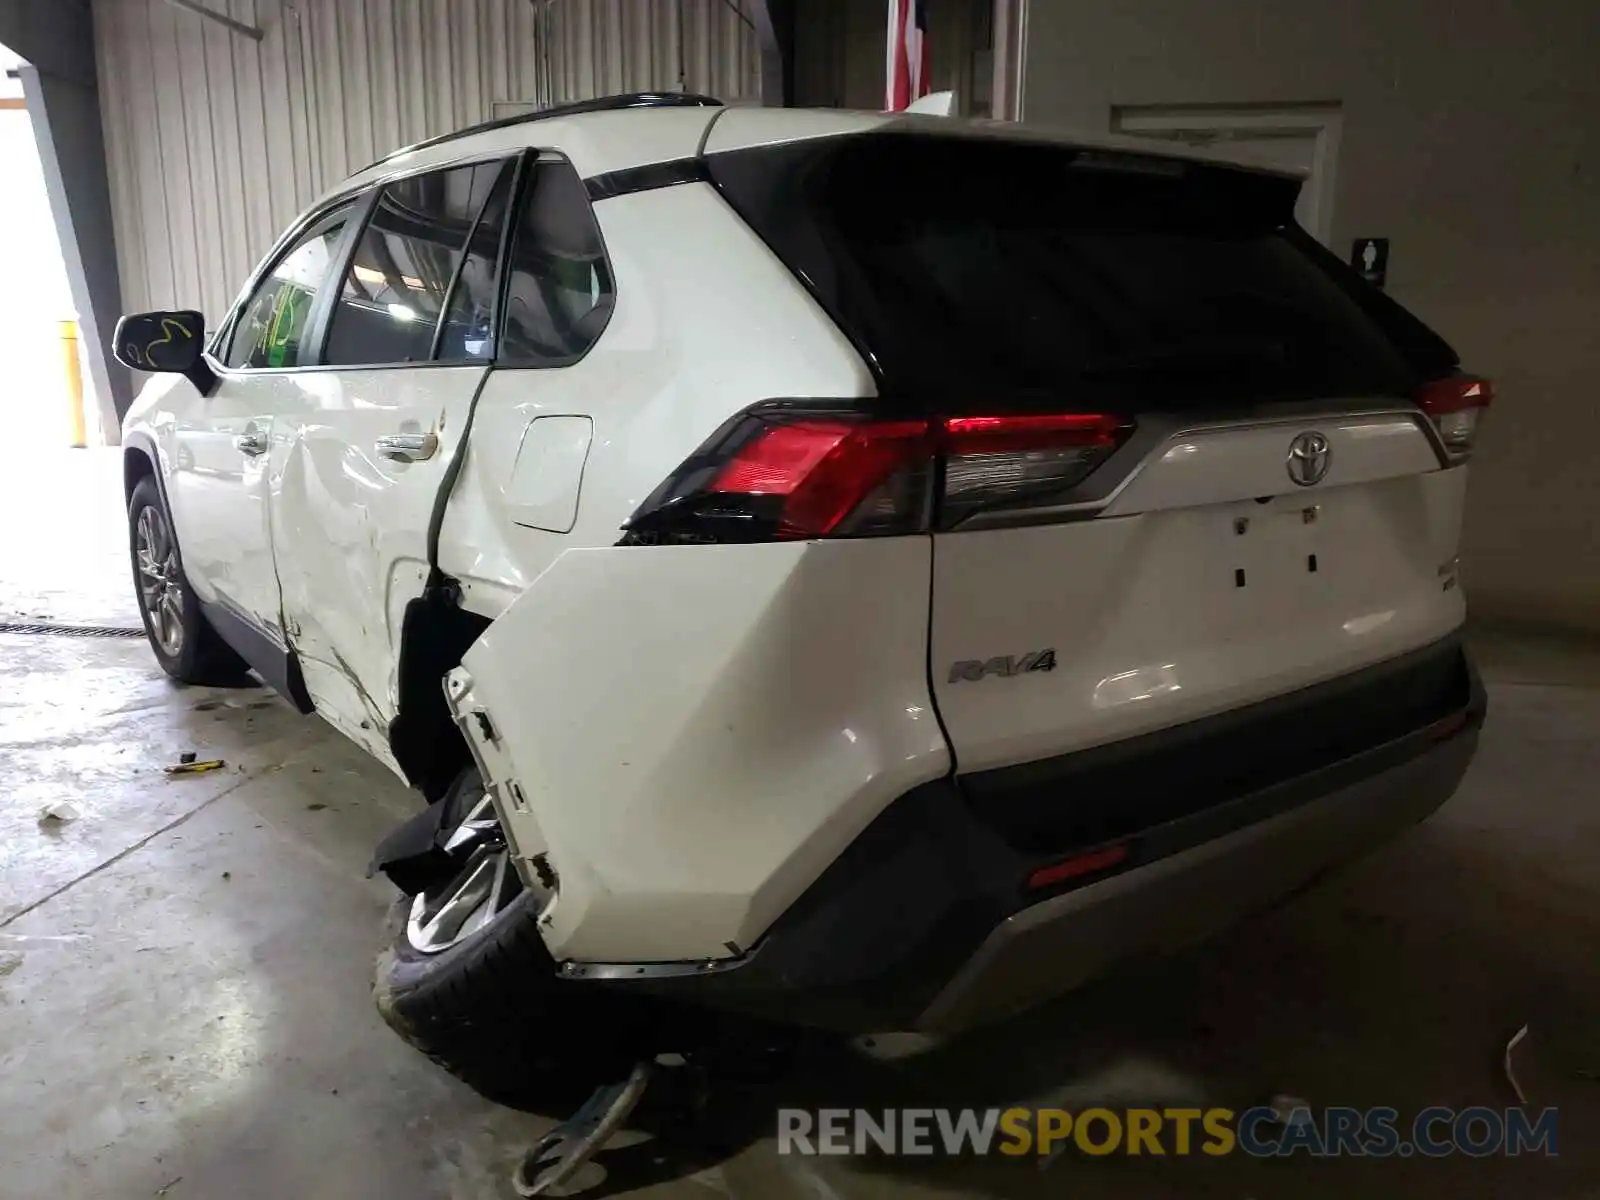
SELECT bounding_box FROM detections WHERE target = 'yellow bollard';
[61,319,87,449]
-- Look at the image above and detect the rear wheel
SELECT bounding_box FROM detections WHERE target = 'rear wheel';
[128,475,250,685]
[373,768,653,1110]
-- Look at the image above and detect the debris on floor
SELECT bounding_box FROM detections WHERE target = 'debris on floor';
[36,800,81,826]
[852,1031,942,1061]
[0,954,22,978]
[1505,1024,1530,1103]
[515,1061,655,1197]
[179,751,197,764]
[164,758,225,776]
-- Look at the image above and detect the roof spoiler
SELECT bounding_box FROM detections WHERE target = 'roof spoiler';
[903,91,956,117]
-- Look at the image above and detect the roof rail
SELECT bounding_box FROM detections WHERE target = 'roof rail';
[368,92,724,170]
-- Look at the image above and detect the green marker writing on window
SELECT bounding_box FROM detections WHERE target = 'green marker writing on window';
[265,284,309,368]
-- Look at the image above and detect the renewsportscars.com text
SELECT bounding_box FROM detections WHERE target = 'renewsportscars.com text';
[777,1105,1558,1159]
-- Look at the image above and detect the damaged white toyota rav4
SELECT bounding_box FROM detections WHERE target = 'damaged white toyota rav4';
[118,94,1488,1105]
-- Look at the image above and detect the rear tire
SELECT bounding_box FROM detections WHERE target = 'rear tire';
[128,475,251,685]
[372,769,654,1110]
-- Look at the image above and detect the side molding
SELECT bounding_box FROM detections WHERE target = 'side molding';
[198,596,316,714]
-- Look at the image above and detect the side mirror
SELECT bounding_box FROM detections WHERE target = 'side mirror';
[114,310,218,396]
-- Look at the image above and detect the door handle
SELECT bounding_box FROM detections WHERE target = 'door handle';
[375,432,439,463]
[234,429,269,456]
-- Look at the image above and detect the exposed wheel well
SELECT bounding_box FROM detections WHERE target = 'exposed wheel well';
[124,445,157,502]
[388,582,492,803]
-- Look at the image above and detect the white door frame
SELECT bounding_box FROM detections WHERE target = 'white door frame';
[990,0,1029,121]
[1112,104,1344,244]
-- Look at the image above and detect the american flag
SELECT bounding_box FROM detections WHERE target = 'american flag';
[885,0,930,111]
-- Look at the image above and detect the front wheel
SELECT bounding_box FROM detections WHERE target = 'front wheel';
[127,475,249,685]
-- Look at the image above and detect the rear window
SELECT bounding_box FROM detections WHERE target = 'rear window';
[709,132,1456,410]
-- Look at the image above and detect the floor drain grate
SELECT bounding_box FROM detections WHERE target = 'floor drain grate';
[0,621,147,638]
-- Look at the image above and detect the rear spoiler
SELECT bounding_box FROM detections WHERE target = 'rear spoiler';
[903,91,956,117]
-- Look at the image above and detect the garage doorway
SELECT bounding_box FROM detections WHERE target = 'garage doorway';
[0,45,80,453]
[1111,103,1343,244]
[0,45,128,629]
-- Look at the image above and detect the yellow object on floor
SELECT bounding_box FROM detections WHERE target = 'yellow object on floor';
[164,758,226,776]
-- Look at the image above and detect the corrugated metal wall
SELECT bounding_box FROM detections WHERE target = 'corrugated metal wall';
[95,0,762,318]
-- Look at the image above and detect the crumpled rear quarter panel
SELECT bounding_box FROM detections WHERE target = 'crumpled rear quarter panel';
[458,536,949,964]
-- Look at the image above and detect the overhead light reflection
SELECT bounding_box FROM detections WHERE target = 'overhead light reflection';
[1093,663,1181,709]
[1343,610,1396,636]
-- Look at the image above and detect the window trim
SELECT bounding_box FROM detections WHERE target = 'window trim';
[295,186,381,369]
[489,150,618,371]
[315,153,522,371]
[206,147,521,378]
[205,145,616,377]
[210,196,366,372]
[428,154,525,362]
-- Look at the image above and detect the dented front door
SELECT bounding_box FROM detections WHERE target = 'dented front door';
[268,158,513,771]
[271,365,487,769]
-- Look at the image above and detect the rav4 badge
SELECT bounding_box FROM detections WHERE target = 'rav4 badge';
[948,649,1058,683]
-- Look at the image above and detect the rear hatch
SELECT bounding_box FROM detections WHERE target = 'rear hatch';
[706,127,1482,777]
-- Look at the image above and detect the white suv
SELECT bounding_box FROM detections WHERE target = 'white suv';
[117,93,1488,1105]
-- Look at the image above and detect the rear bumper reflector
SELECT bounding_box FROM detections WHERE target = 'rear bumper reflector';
[1025,842,1129,891]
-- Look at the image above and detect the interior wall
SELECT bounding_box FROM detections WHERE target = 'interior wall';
[94,0,761,322]
[1023,0,1600,633]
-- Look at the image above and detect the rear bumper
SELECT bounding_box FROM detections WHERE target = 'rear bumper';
[920,725,1476,1031]
[574,637,1485,1034]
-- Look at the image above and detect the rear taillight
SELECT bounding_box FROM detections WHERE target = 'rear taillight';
[621,404,1134,545]
[708,417,932,539]
[1417,374,1493,461]
[941,413,1130,528]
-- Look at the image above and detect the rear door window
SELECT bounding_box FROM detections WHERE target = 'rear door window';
[323,159,511,367]
[709,132,1456,409]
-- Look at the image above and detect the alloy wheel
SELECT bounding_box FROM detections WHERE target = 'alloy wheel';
[135,504,185,658]
[406,790,525,954]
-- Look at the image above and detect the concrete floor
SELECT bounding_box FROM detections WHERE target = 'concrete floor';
[3,449,1598,1199]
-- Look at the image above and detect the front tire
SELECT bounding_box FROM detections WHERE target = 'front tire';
[128,475,250,685]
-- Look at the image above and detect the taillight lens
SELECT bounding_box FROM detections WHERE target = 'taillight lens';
[621,404,1133,545]
[709,418,932,539]
[941,413,1131,528]
[1417,374,1493,460]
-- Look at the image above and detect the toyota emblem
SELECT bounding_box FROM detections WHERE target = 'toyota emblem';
[1286,431,1331,487]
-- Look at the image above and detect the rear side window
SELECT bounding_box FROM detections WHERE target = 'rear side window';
[709,133,1457,409]
[225,202,356,369]
[498,159,614,366]
[324,159,511,366]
